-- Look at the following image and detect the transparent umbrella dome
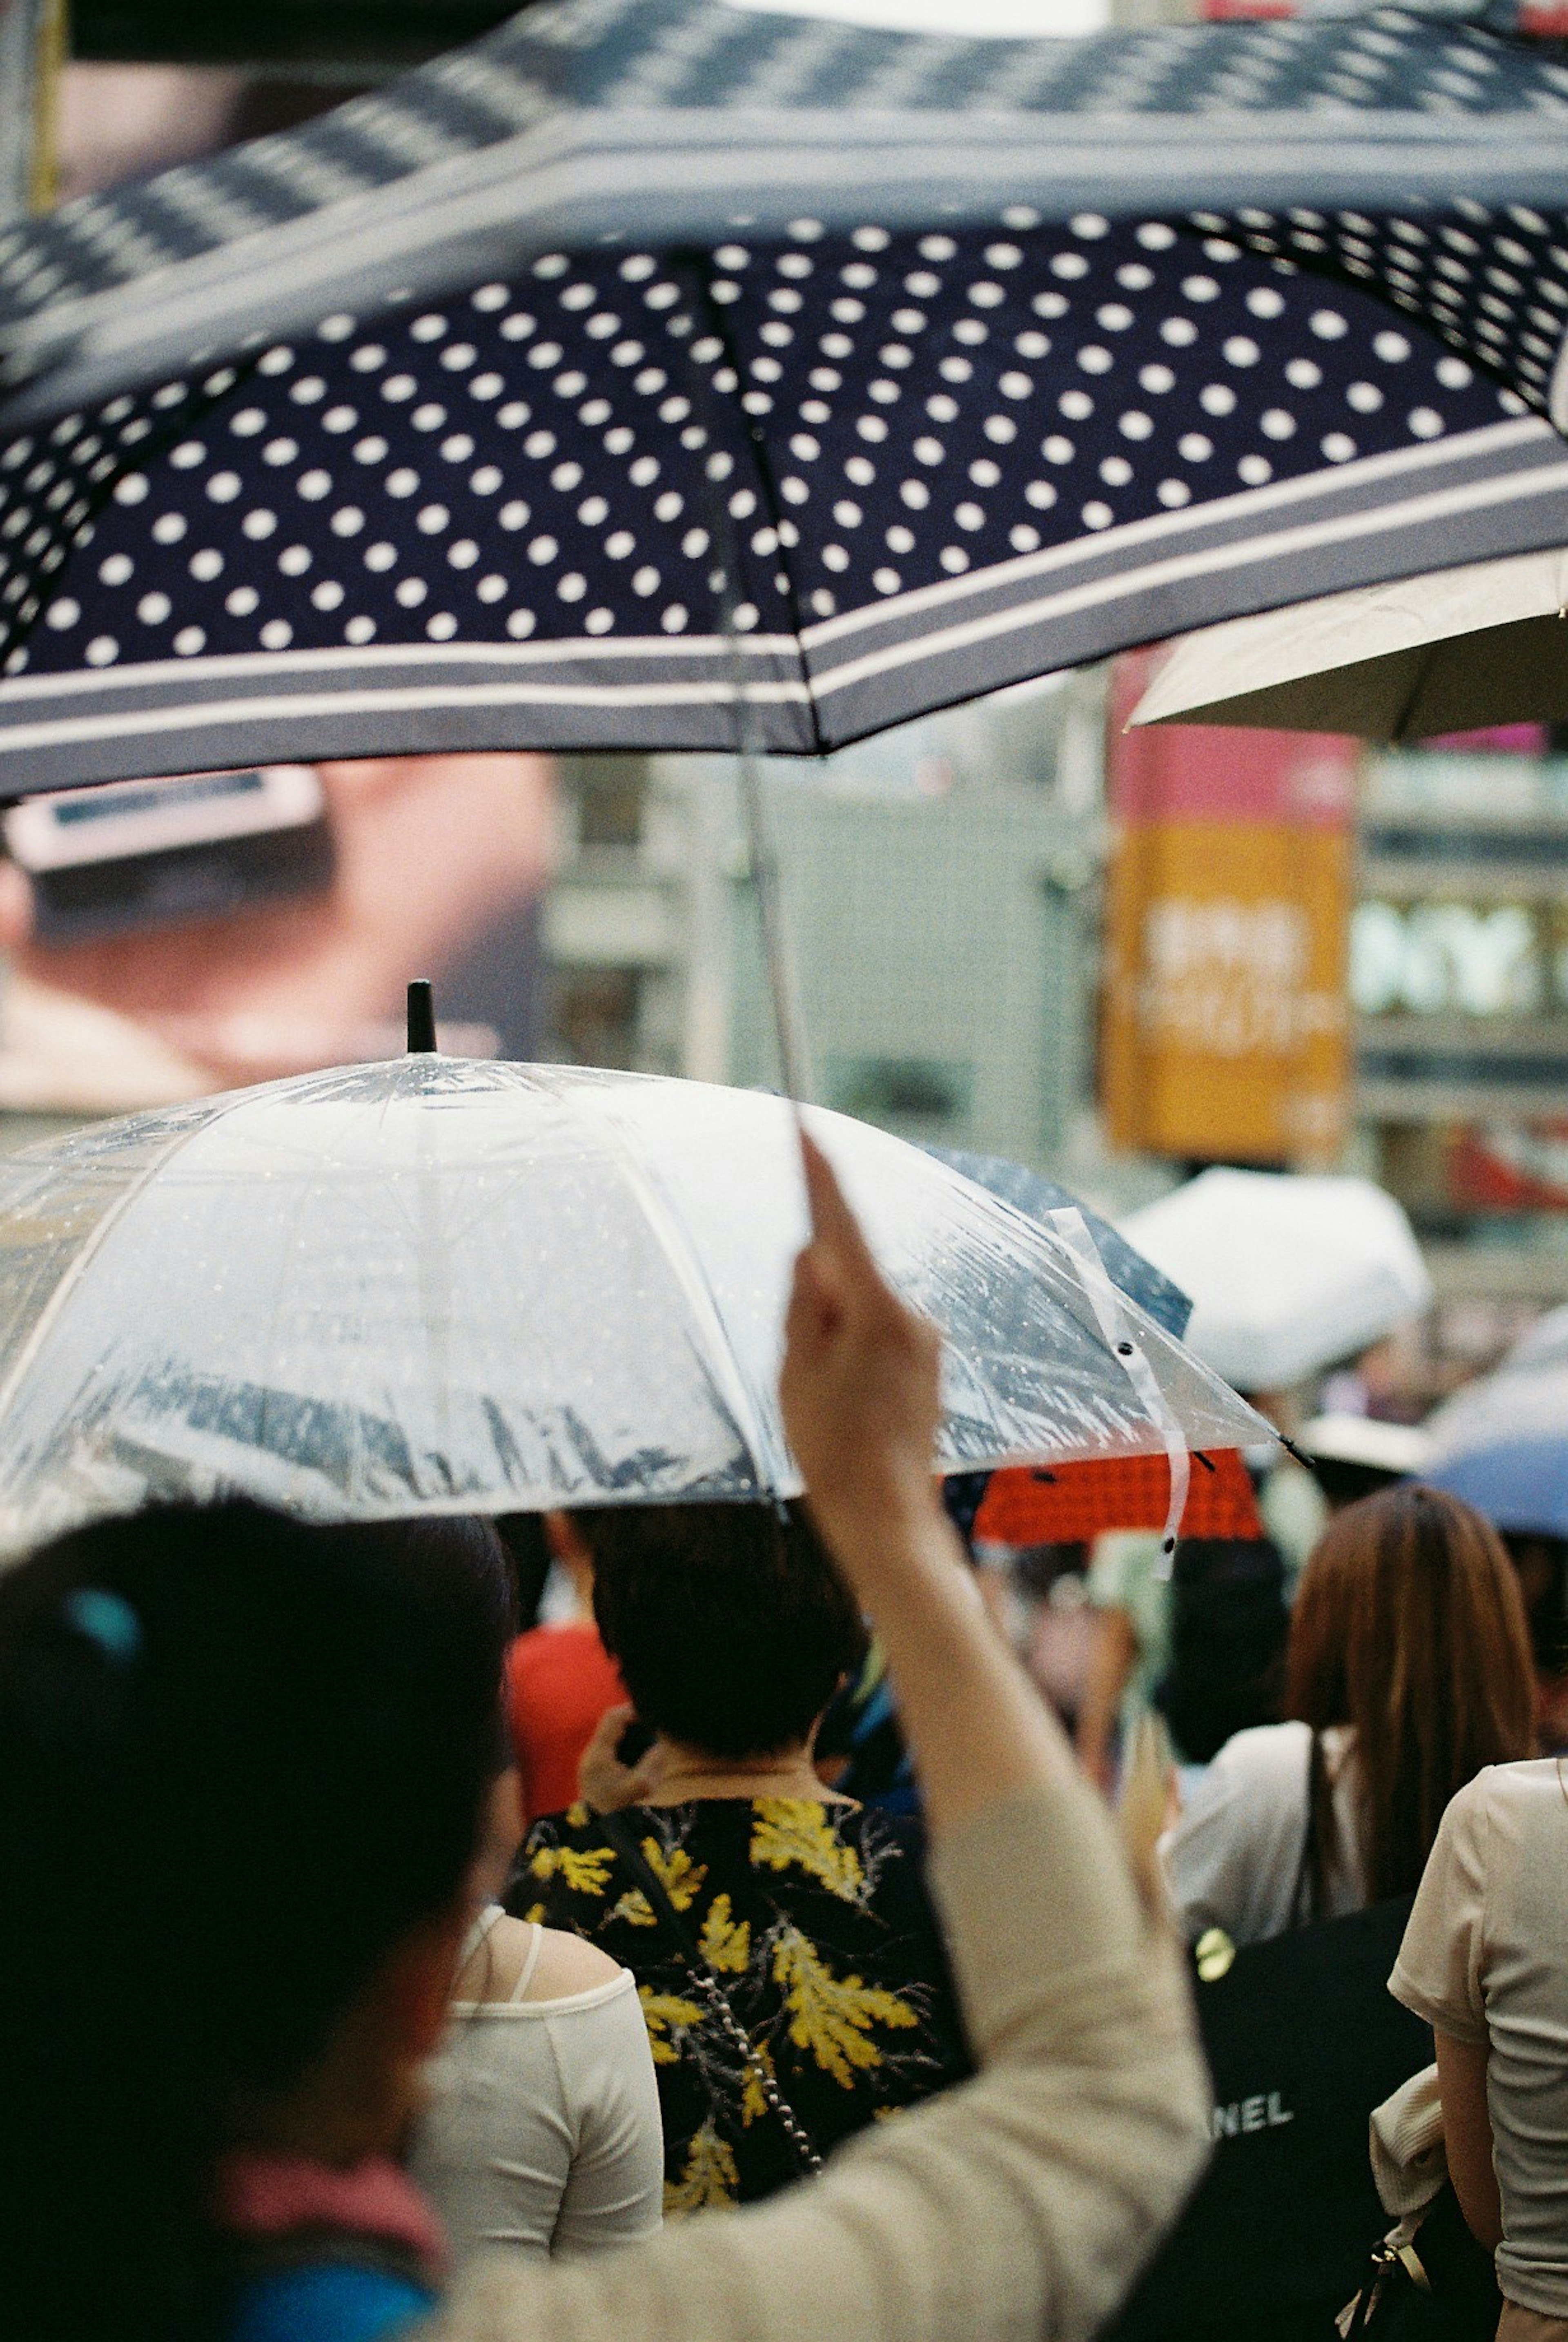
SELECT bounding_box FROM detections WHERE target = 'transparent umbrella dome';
[0,1054,1262,1550]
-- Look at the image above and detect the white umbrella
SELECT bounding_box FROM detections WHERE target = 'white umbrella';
[1424,1346,1568,1539]
[1299,1413,1432,1480]
[0,1052,1261,1552]
[1127,550,1568,743]
[1120,1169,1432,1393]
[1497,1304,1568,1379]
[1427,1360,1568,1464]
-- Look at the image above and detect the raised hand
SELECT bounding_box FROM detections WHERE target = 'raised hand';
[779,1130,945,1571]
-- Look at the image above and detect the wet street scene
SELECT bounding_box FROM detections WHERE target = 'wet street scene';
[3,5,1568,2341]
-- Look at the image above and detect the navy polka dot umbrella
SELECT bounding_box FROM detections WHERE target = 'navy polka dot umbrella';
[3,0,1568,789]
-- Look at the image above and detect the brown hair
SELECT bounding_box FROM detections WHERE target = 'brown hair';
[1287,1483,1535,1903]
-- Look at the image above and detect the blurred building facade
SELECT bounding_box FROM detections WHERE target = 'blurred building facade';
[537,707,1568,1333]
[541,678,1105,1167]
[1353,742,1568,1304]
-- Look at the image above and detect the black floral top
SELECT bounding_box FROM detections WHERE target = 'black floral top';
[509,1797,970,2215]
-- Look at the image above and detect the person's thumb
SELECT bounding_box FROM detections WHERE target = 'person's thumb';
[799,1131,884,1296]
[785,1243,844,1357]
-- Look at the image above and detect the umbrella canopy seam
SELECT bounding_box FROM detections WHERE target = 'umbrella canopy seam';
[15,0,1568,402]
[18,113,1568,420]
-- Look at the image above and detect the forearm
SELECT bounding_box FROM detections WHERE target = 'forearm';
[1435,2030,1502,2253]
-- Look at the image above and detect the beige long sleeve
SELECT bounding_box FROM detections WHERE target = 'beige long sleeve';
[432,1766,1212,2342]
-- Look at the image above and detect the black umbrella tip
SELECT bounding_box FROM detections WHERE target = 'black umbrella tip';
[407,978,437,1054]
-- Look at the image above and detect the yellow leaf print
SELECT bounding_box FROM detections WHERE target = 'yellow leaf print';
[611,1887,657,1928]
[771,1925,918,2088]
[640,1838,707,1911]
[519,1902,548,1927]
[699,1892,751,1975]
[750,1800,865,1901]
[639,1983,706,2067]
[529,1841,617,1897]
[664,2121,739,2217]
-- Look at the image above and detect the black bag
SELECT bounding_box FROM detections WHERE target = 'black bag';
[1106,1893,1434,2342]
[1339,2183,1502,2340]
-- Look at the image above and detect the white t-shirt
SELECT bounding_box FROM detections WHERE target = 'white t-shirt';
[1160,1720,1364,1949]
[1391,1761,1568,2319]
[411,1912,664,2268]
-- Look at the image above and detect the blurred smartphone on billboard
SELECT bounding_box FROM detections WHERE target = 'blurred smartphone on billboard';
[3,766,334,941]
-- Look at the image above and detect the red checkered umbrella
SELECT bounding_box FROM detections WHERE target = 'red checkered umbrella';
[975,1447,1262,1546]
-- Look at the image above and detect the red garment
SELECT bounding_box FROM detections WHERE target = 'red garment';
[215,2152,447,2277]
[506,1620,626,1824]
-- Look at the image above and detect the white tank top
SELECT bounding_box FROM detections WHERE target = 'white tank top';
[410,1906,665,2268]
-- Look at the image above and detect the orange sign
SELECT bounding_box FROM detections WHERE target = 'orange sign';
[1102,651,1356,1165]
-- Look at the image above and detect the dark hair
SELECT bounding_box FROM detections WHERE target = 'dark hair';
[1287,1484,1535,1901]
[0,1500,512,2342]
[1154,1537,1288,1766]
[1501,1530,1568,1676]
[579,1502,867,1761]
[495,1512,552,1633]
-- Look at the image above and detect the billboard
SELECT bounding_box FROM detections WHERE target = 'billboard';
[0,754,555,1113]
[1101,651,1356,1165]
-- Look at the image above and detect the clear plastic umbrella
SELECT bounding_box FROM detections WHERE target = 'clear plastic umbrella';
[0,1050,1262,1551]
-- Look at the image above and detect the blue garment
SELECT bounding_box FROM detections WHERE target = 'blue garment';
[831,1660,920,1818]
[228,2263,436,2342]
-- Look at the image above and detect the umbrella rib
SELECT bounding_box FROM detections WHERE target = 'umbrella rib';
[685,253,826,760]
[1390,638,1440,744]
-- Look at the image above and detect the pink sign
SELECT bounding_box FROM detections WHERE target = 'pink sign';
[1109,650,1357,833]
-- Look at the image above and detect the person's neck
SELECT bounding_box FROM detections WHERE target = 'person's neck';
[646,1737,833,1805]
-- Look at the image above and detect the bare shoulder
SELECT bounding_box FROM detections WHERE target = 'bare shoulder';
[524,1924,624,2003]
[458,1914,622,2004]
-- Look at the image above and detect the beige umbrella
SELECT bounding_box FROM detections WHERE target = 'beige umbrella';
[1129,549,1568,742]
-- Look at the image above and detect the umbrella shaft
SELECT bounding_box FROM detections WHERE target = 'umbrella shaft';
[737,745,812,1106]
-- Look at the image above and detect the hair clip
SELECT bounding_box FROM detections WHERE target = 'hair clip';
[63,1588,143,1666]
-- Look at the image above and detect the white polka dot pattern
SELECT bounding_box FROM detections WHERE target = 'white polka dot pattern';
[2,0,1568,382]
[0,218,1522,655]
[1206,198,1568,412]
[0,205,1563,775]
